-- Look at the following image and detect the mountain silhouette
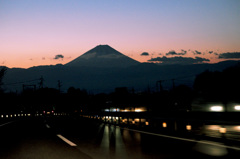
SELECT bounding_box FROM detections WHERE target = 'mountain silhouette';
[66,45,140,68]
[2,45,240,93]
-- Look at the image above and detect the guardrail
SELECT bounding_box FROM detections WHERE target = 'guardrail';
[0,112,69,119]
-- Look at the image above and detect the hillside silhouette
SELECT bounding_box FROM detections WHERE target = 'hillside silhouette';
[1,45,240,93]
[0,63,240,114]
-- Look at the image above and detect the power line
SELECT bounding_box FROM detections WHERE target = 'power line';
[4,78,40,86]
[156,74,197,92]
[157,74,197,82]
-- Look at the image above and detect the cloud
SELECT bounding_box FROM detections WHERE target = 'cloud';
[181,49,187,55]
[166,50,177,56]
[218,52,240,59]
[42,57,45,60]
[166,50,187,56]
[54,54,64,60]
[140,52,149,56]
[192,50,202,55]
[148,56,210,64]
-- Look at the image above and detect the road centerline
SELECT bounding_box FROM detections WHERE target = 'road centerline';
[57,134,77,147]
[45,124,51,129]
[0,121,15,127]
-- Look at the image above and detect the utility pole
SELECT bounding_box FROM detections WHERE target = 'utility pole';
[57,80,62,92]
[147,84,151,93]
[156,81,158,92]
[39,76,44,89]
[172,79,175,89]
[160,80,163,92]
[156,80,163,92]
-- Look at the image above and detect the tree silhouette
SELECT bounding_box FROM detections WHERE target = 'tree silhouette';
[193,63,240,102]
[0,67,7,92]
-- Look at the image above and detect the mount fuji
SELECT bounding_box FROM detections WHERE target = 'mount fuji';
[66,45,140,68]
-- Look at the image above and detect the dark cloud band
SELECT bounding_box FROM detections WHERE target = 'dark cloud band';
[218,52,240,59]
[148,56,210,64]
[166,50,187,56]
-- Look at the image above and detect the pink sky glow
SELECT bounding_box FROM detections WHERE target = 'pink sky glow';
[1,0,240,68]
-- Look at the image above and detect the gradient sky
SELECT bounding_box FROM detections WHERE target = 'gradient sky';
[1,0,240,68]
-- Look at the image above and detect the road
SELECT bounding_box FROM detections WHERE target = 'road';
[1,116,240,159]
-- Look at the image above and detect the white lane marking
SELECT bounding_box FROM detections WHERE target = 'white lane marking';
[46,124,50,128]
[0,121,15,127]
[57,134,77,147]
[119,127,240,151]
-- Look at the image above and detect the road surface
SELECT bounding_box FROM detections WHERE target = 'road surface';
[1,116,240,159]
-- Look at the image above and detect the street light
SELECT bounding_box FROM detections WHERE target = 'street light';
[234,105,240,111]
[163,122,167,128]
[219,127,227,134]
[186,125,192,131]
[210,106,223,112]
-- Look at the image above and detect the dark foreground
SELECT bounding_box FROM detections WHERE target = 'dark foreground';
[1,116,240,159]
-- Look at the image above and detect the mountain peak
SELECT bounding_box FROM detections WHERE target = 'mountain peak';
[66,45,140,68]
[84,44,119,55]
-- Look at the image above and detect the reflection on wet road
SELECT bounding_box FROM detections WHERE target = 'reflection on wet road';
[73,124,146,159]
[68,121,240,159]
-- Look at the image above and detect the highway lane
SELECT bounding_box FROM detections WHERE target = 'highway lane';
[0,118,92,159]
[1,117,240,159]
